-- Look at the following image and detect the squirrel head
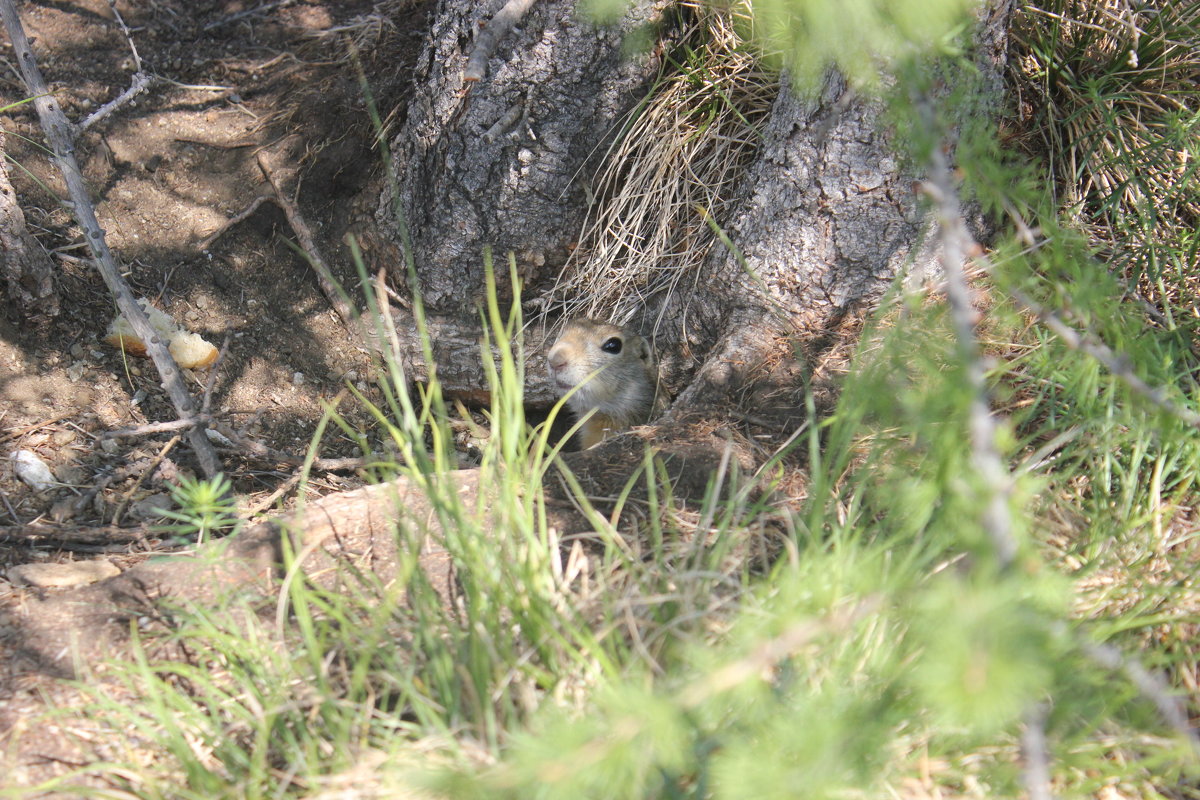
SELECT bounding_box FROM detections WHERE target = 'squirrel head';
[546,318,656,422]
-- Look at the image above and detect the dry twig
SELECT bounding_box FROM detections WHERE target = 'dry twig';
[77,71,157,134]
[103,418,214,439]
[0,0,222,478]
[75,0,158,133]
[256,146,357,330]
[196,194,272,251]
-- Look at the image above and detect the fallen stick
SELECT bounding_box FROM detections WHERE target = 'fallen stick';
[0,1,222,479]
[256,146,357,330]
[103,417,214,439]
[0,524,157,547]
[77,71,156,134]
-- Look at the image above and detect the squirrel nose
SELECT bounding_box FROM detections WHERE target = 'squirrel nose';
[548,350,567,371]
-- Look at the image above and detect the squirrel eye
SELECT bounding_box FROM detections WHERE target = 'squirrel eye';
[600,336,623,354]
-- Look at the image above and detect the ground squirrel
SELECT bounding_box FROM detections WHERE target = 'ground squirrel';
[546,318,664,448]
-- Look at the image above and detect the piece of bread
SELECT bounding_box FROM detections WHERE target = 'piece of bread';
[167,330,219,369]
[104,298,218,369]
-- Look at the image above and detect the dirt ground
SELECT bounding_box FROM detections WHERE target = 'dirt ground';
[0,0,431,788]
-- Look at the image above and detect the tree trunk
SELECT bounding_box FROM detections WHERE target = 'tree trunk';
[379,0,676,312]
[379,0,1014,492]
[0,129,58,320]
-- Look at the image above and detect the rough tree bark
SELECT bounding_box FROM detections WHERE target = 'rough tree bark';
[0,129,58,320]
[380,0,1014,490]
[381,0,675,310]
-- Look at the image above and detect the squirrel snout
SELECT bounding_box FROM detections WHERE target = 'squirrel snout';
[547,344,572,375]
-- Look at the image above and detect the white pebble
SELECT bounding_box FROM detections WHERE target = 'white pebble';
[10,450,55,492]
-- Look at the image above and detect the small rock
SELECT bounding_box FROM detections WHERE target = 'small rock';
[8,561,120,589]
[50,495,82,522]
[100,438,120,455]
[69,343,85,359]
[66,361,86,382]
[292,372,305,385]
[54,463,87,485]
[10,450,55,492]
[130,492,173,521]
[205,428,234,447]
[51,429,77,447]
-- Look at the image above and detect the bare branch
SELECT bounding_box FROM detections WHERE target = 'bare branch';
[0,0,223,479]
[1021,704,1055,800]
[104,0,143,72]
[920,107,1017,569]
[1083,639,1200,758]
[73,0,157,133]
[464,0,538,82]
[920,97,1200,769]
[196,194,272,251]
[103,418,212,439]
[1008,287,1200,429]
[104,416,366,473]
[0,524,157,547]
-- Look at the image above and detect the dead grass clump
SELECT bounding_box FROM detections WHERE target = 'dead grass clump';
[1010,0,1200,310]
[546,2,777,330]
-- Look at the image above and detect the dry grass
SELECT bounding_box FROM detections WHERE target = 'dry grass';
[1011,0,1200,310]
[545,2,777,331]
[306,0,422,51]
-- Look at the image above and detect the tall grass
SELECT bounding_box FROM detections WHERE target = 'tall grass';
[1006,1,1200,737]
[17,251,760,798]
[36,238,1200,798]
